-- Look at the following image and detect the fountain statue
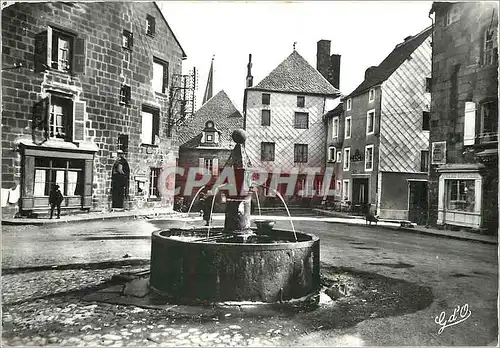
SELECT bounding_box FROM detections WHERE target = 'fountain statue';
[149,129,320,303]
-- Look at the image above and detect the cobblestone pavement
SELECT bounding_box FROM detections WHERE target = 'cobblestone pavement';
[2,266,306,347]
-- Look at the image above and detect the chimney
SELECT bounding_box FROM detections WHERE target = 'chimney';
[365,66,378,80]
[316,40,341,89]
[246,53,253,88]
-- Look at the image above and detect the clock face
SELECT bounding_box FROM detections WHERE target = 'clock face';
[206,121,214,128]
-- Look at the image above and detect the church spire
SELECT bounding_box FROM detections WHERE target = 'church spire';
[202,55,214,105]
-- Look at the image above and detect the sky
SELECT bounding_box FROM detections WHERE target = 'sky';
[158,1,433,111]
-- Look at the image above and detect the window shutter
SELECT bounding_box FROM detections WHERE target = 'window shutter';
[73,37,86,74]
[153,112,160,143]
[463,102,476,145]
[213,158,219,176]
[34,30,49,72]
[73,101,86,142]
[199,157,204,169]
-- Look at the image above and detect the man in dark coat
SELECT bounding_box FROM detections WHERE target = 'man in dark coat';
[49,184,64,219]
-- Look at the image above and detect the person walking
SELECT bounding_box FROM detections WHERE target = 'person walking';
[49,184,64,219]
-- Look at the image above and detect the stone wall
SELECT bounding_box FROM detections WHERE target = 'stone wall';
[1,2,184,215]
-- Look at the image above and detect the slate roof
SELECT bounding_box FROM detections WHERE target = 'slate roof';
[345,26,432,99]
[177,90,243,149]
[249,50,341,96]
[322,102,343,121]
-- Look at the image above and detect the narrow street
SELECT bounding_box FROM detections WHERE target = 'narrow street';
[2,216,497,346]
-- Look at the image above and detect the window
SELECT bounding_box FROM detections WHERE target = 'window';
[346,98,352,111]
[117,134,129,154]
[206,134,214,142]
[446,179,475,212]
[343,148,351,171]
[479,100,498,143]
[146,15,156,36]
[149,167,161,198]
[141,106,160,145]
[445,5,460,26]
[34,26,85,74]
[261,110,271,126]
[49,96,71,139]
[431,141,446,164]
[261,142,275,161]
[365,145,374,171]
[343,179,350,201]
[120,84,131,105]
[336,151,342,163]
[368,89,375,102]
[152,57,168,94]
[366,110,375,134]
[122,30,133,50]
[294,144,308,163]
[425,77,432,92]
[328,146,336,162]
[262,93,270,105]
[294,112,309,129]
[332,117,339,139]
[484,28,498,65]
[297,96,305,107]
[204,158,213,173]
[420,150,429,172]
[422,111,430,131]
[345,116,352,139]
[33,158,84,197]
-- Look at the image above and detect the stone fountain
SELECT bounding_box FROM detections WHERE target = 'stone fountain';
[149,130,320,303]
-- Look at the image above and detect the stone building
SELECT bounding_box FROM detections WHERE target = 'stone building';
[1,2,186,217]
[243,45,341,204]
[176,90,243,201]
[428,2,498,233]
[322,102,344,202]
[336,27,432,222]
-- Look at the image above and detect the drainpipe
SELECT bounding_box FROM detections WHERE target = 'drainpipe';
[427,10,435,228]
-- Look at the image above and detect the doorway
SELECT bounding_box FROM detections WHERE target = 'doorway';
[408,181,428,225]
[111,156,130,209]
[352,178,369,214]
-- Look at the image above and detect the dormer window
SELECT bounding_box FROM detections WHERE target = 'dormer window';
[201,120,219,145]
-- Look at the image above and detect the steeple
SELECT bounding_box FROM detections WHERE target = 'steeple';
[202,55,214,105]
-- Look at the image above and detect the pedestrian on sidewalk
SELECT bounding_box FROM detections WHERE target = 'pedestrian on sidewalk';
[49,184,64,219]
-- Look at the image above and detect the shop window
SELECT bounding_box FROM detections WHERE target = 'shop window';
[294,112,309,129]
[294,144,308,163]
[261,109,271,126]
[261,142,275,161]
[152,57,168,94]
[141,106,160,145]
[34,26,85,74]
[146,15,156,36]
[446,179,475,212]
[33,158,84,197]
[122,30,133,50]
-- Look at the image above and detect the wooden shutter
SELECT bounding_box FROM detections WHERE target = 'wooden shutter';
[153,111,160,144]
[34,30,49,72]
[73,37,86,74]
[32,97,49,132]
[73,100,86,142]
[212,158,219,176]
[463,102,476,146]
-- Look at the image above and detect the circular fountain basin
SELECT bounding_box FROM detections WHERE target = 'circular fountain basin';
[150,228,320,303]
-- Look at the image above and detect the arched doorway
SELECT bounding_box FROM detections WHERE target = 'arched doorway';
[111,155,130,209]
